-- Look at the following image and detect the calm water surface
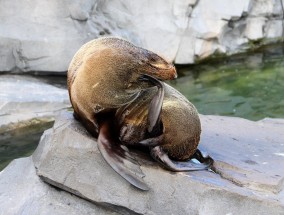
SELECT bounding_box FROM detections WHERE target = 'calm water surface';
[169,46,284,121]
[1,45,283,171]
[0,122,53,170]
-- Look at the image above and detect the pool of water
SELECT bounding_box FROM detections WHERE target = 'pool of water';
[0,122,53,171]
[168,45,284,121]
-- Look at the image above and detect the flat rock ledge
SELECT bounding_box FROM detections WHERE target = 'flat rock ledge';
[1,112,284,215]
[0,75,70,135]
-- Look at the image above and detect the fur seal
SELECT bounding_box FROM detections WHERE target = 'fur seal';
[68,37,176,136]
[68,37,213,191]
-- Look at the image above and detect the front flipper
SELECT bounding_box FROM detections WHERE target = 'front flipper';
[97,119,149,191]
[138,134,164,147]
[191,149,213,164]
[139,74,164,135]
[115,75,165,145]
[151,146,213,171]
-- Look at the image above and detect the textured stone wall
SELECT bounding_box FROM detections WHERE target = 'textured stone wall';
[0,0,283,72]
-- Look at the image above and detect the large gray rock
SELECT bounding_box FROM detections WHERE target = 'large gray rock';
[0,0,283,72]
[0,157,119,215]
[0,75,70,134]
[32,112,284,215]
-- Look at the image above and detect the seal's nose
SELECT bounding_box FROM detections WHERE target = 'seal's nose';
[170,66,178,79]
[157,65,177,80]
[146,52,178,80]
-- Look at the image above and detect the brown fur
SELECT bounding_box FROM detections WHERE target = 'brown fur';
[67,37,176,136]
[161,84,201,160]
[116,83,201,160]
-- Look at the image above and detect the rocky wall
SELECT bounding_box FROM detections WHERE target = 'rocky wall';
[0,0,283,72]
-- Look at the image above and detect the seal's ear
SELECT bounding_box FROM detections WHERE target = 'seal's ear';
[97,119,149,191]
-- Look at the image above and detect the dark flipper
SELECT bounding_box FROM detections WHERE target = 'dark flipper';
[138,134,164,147]
[139,74,164,135]
[191,149,213,164]
[150,146,213,171]
[115,74,165,145]
[97,119,149,191]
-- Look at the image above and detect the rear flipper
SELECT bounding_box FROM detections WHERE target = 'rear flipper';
[150,146,213,171]
[97,119,149,191]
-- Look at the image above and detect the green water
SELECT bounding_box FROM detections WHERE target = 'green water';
[0,122,53,171]
[169,47,284,121]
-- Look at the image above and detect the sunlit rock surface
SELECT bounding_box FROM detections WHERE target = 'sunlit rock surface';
[21,112,283,214]
[0,0,283,72]
[0,75,70,134]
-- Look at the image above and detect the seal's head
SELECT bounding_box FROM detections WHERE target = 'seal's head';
[68,37,177,87]
[68,37,177,114]
[99,37,177,79]
[133,47,177,80]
